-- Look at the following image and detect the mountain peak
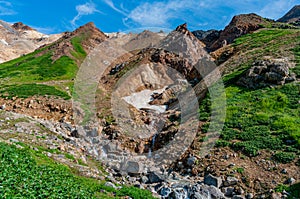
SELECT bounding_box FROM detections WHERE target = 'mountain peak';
[277,5,300,23]
[175,23,187,32]
[208,13,266,51]
[74,22,96,32]
[174,23,195,37]
[12,22,34,31]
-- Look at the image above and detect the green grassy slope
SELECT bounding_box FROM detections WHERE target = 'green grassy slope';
[201,28,300,160]
[0,35,88,99]
[0,142,155,199]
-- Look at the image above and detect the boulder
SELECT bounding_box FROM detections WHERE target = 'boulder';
[148,171,165,183]
[237,57,295,89]
[160,187,172,198]
[224,176,239,187]
[187,156,197,166]
[170,188,188,199]
[224,187,235,196]
[204,174,222,188]
[121,161,144,175]
[245,193,254,199]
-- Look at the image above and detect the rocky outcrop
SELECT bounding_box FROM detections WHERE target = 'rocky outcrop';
[277,5,300,23]
[209,14,268,51]
[237,57,296,89]
[193,14,268,52]
[192,29,221,51]
[12,22,34,31]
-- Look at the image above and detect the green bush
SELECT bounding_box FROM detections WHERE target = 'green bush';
[233,142,259,157]
[215,140,230,147]
[273,152,296,164]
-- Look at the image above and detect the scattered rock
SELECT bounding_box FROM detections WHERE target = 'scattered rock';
[285,177,296,185]
[170,188,188,199]
[204,174,222,188]
[70,129,80,138]
[245,193,254,199]
[224,176,239,187]
[0,104,5,110]
[232,195,246,199]
[148,171,165,183]
[187,156,197,166]
[271,192,282,199]
[140,176,149,184]
[104,182,117,189]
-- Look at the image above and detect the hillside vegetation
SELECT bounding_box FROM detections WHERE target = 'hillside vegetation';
[0,35,88,100]
[0,141,155,199]
[200,28,300,157]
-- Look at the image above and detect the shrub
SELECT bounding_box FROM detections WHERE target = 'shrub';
[273,152,296,164]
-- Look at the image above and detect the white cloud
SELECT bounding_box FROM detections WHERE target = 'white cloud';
[122,0,300,30]
[71,2,102,27]
[32,26,56,34]
[103,0,127,15]
[258,0,297,20]
[0,1,16,16]
[125,0,200,27]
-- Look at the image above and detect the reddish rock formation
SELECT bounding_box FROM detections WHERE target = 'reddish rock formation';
[12,22,35,31]
[209,13,267,51]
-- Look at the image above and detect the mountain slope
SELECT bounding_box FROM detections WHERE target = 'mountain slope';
[0,22,107,121]
[0,21,62,63]
[0,12,300,199]
[278,5,300,23]
[188,27,300,198]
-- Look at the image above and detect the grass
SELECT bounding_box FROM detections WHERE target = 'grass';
[222,28,300,76]
[0,83,70,99]
[275,183,300,198]
[273,152,296,164]
[223,84,300,157]
[199,28,300,159]
[0,53,77,83]
[233,29,294,48]
[0,35,89,99]
[71,36,87,61]
[0,142,156,199]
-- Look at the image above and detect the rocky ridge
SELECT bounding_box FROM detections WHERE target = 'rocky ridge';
[277,5,300,23]
[0,20,62,63]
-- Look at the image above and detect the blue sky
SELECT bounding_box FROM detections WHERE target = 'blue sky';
[0,0,299,34]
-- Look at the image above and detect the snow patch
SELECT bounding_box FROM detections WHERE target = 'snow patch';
[122,88,167,113]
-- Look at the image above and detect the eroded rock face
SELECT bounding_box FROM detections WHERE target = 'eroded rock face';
[237,57,296,89]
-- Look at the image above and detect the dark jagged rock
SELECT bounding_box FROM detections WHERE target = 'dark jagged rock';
[12,22,35,31]
[192,29,221,50]
[277,5,300,23]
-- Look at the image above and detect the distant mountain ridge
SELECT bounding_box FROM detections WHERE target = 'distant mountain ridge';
[0,20,62,63]
[278,5,300,23]
[193,13,269,51]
